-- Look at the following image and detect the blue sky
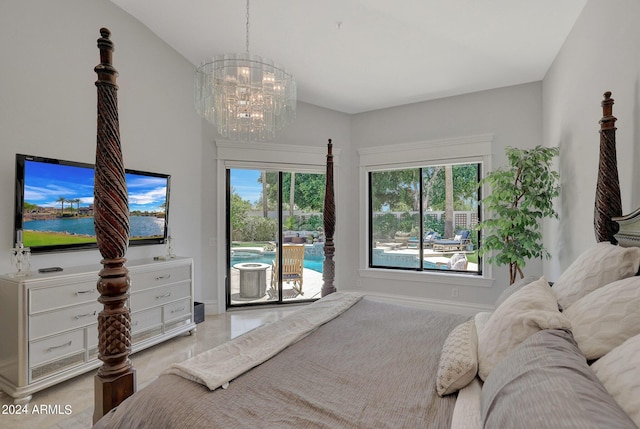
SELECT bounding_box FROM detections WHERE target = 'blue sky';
[24,160,168,213]
[230,169,261,204]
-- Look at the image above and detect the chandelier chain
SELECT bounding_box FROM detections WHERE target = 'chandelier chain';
[245,0,250,54]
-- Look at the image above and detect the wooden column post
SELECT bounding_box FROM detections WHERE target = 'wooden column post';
[322,139,336,296]
[594,91,622,244]
[93,28,135,424]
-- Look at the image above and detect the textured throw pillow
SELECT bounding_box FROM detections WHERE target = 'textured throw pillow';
[436,319,478,396]
[493,276,538,309]
[564,276,640,359]
[477,276,571,381]
[481,329,637,429]
[552,242,640,309]
[591,333,640,428]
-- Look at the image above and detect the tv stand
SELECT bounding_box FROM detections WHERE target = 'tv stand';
[0,256,195,403]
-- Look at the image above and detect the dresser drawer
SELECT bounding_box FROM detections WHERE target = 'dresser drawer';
[29,328,85,368]
[29,279,98,314]
[164,298,191,323]
[29,301,102,340]
[130,264,191,292]
[131,307,162,334]
[130,281,191,312]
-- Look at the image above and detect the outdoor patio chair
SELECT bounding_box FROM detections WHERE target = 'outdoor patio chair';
[407,231,441,248]
[271,244,305,295]
[432,230,472,252]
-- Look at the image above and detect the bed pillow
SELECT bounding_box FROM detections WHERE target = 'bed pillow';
[591,333,640,428]
[477,276,571,380]
[563,276,640,359]
[473,311,492,336]
[493,275,538,308]
[436,319,478,396]
[481,329,637,428]
[552,242,640,309]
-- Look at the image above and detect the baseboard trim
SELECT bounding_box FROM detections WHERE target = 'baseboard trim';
[361,292,493,316]
[199,299,219,315]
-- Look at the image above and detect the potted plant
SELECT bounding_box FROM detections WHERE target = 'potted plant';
[476,145,560,284]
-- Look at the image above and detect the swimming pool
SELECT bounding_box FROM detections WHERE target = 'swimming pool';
[231,251,324,273]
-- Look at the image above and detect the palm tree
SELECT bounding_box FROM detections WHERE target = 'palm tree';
[289,172,296,220]
[444,165,454,238]
[56,196,66,217]
[261,171,268,218]
[72,198,81,216]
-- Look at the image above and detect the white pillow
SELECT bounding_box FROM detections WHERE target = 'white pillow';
[591,333,640,428]
[552,242,640,309]
[436,319,478,396]
[563,276,640,359]
[477,276,571,381]
[474,311,492,336]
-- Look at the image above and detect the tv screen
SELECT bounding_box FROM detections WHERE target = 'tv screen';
[14,154,171,253]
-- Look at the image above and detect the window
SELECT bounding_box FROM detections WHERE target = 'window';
[369,162,481,274]
[358,134,493,279]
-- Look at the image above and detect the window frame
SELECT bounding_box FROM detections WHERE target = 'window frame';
[358,134,494,287]
[367,162,482,274]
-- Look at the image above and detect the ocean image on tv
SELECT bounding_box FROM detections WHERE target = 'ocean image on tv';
[22,160,167,248]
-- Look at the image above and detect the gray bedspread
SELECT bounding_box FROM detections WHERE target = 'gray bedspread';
[94,298,466,428]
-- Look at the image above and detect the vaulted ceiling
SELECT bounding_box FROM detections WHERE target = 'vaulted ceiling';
[110,0,587,114]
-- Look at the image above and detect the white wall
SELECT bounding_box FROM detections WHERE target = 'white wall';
[0,0,351,312]
[0,0,203,286]
[543,0,640,279]
[350,83,543,308]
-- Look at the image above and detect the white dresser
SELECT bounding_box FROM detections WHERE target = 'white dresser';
[0,256,196,403]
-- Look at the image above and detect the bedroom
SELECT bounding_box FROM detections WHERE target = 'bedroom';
[1,0,640,427]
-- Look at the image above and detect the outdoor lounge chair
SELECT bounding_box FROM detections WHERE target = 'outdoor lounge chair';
[432,229,472,252]
[271,244,305,295]
[407,231,441,248]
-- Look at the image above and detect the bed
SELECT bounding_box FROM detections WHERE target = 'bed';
[92,30,640,428]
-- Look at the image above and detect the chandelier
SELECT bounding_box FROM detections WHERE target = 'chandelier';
[194,0,296,141]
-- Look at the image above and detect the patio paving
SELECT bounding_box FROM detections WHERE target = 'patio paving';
[229,265,323,305]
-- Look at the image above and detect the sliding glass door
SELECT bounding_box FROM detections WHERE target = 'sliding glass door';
[227,168,325,308]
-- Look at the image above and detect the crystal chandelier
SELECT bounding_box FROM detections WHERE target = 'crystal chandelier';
[194,0,296,141]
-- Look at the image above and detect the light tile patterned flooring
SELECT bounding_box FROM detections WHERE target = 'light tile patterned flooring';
[0,306,301,429]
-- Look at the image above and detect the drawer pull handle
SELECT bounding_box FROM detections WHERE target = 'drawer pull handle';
[170,307,186,314]
[74,311,97,320]
[47,341,72,352]
[156,292,172,299]
[155,274,171,281]
[75,289,95,295]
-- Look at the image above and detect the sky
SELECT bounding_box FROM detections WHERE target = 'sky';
[230,169,262,204]
[23,159,168,213]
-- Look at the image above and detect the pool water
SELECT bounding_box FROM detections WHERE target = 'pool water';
[231,252,324,273]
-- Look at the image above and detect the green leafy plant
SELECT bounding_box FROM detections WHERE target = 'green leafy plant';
[476,145,560,284]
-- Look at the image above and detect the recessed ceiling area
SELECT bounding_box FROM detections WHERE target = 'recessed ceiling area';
[110,0,587,114]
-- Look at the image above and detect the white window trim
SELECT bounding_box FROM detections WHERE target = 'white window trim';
[358,133,494,288]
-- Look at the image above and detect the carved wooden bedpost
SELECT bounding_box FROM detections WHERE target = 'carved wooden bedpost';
[93,28,135,424]
[594,91,622,244]
[322,139,336,296]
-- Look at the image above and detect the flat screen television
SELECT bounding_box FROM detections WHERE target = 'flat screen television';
[14,154,171,253]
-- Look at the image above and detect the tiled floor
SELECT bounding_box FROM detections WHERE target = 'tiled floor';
[0,305,301,429]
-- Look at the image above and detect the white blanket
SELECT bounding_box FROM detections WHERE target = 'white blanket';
[163,292,363,390]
